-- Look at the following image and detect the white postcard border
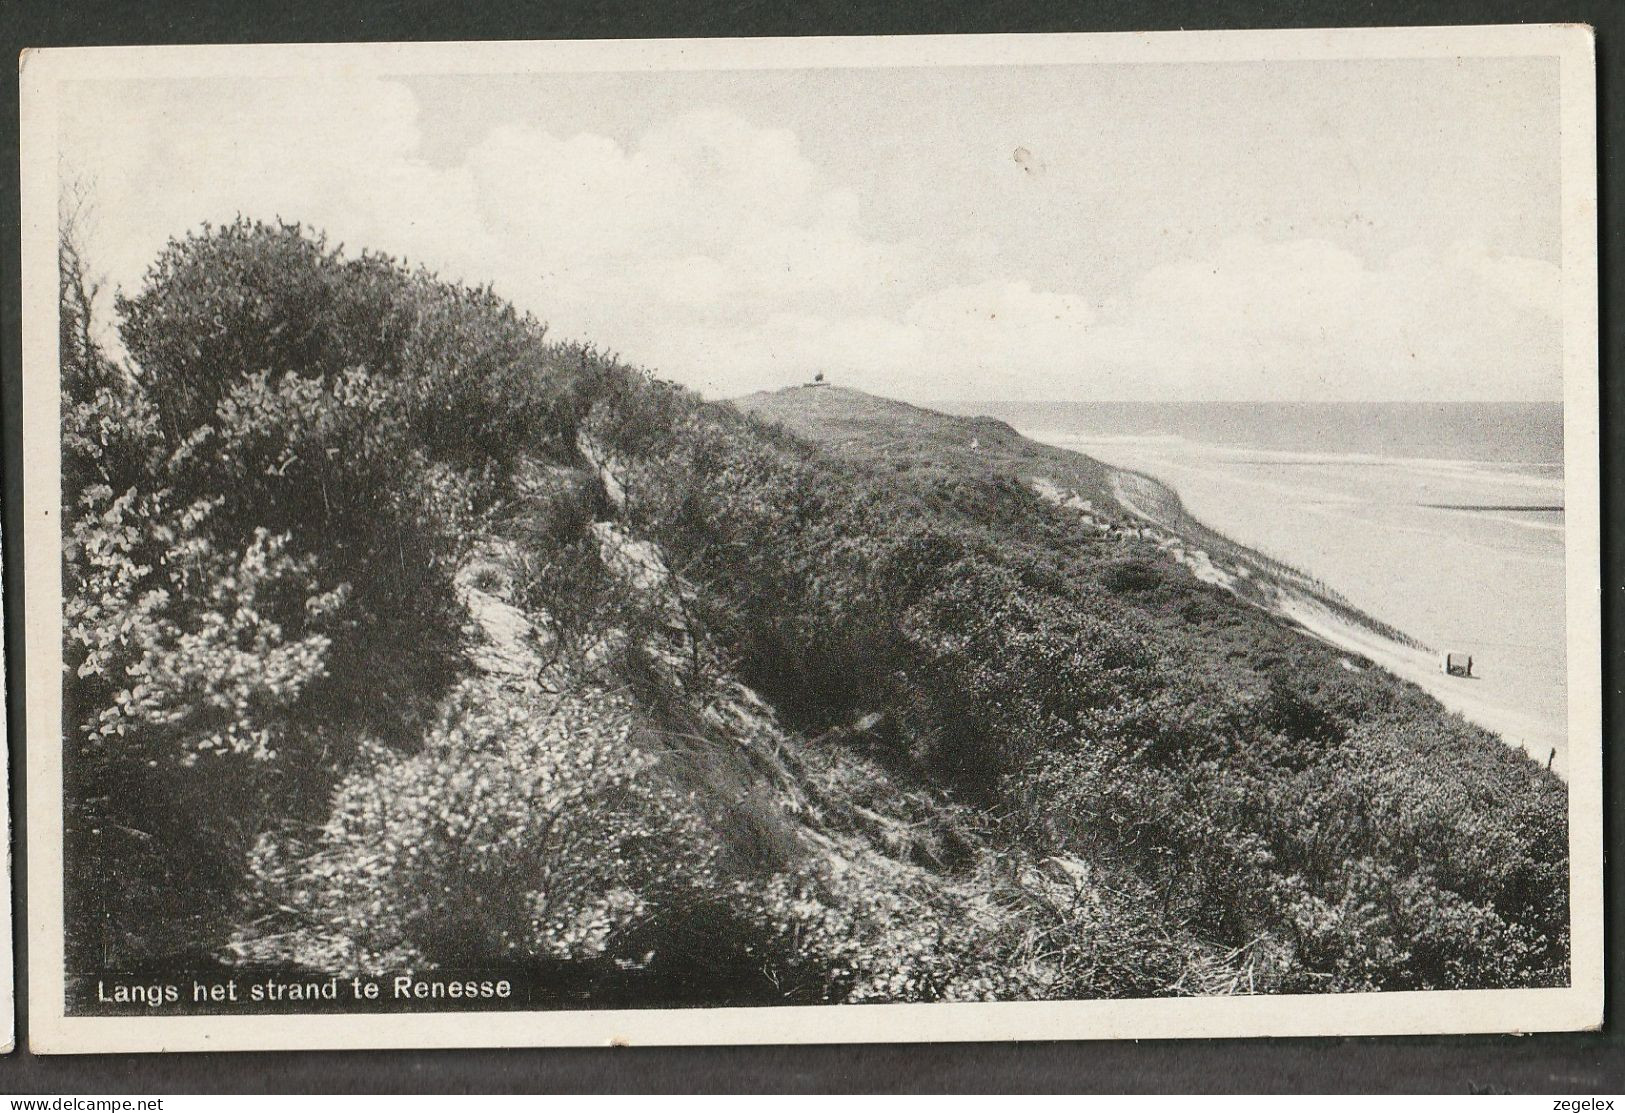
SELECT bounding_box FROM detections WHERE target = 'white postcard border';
[19,24,1603,1054]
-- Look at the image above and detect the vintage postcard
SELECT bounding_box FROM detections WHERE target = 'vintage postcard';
[19,26,1601,1053]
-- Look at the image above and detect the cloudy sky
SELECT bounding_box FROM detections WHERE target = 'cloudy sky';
[59,56,1562,402]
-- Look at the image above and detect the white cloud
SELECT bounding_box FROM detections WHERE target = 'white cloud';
[787,237,1561,402]
[63,78,1563,404]
[458,111,918,345]
[1078,236,1563,400]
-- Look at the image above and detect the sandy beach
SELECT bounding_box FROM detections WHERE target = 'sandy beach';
[1034,432,1569,776]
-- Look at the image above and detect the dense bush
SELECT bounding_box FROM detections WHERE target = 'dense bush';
[739,860,1029,1003]
[591,372,1570,991]
[107,220,601,735]
[243,679,729,978]
[60,219,599,966]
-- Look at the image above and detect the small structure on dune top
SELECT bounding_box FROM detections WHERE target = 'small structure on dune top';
[808,371,829,386]
[1442,651,1474,678]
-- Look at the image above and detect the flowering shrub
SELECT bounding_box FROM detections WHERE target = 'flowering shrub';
[63,483,345,962]
[60,220,607,967]
[248,679,728,979]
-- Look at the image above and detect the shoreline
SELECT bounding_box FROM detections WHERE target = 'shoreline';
[1274,593,1566,777]
[1029,442,1568,779]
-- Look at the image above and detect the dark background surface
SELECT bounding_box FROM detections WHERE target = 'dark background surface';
[1,0,1619,1094]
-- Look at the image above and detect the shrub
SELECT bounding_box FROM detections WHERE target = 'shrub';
[62,219,598,967]
[62,481,351,959]
[245,679,730,981]
[739,858,1031,1003]
[590,366,1570,991]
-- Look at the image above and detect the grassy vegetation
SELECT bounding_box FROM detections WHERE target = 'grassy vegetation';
[61,221,1568,1009]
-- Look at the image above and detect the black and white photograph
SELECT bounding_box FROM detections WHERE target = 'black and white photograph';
[18,27,1602,1052]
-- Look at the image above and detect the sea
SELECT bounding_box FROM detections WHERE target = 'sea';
[946,400,1570,772]
[961,401,1564,468]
